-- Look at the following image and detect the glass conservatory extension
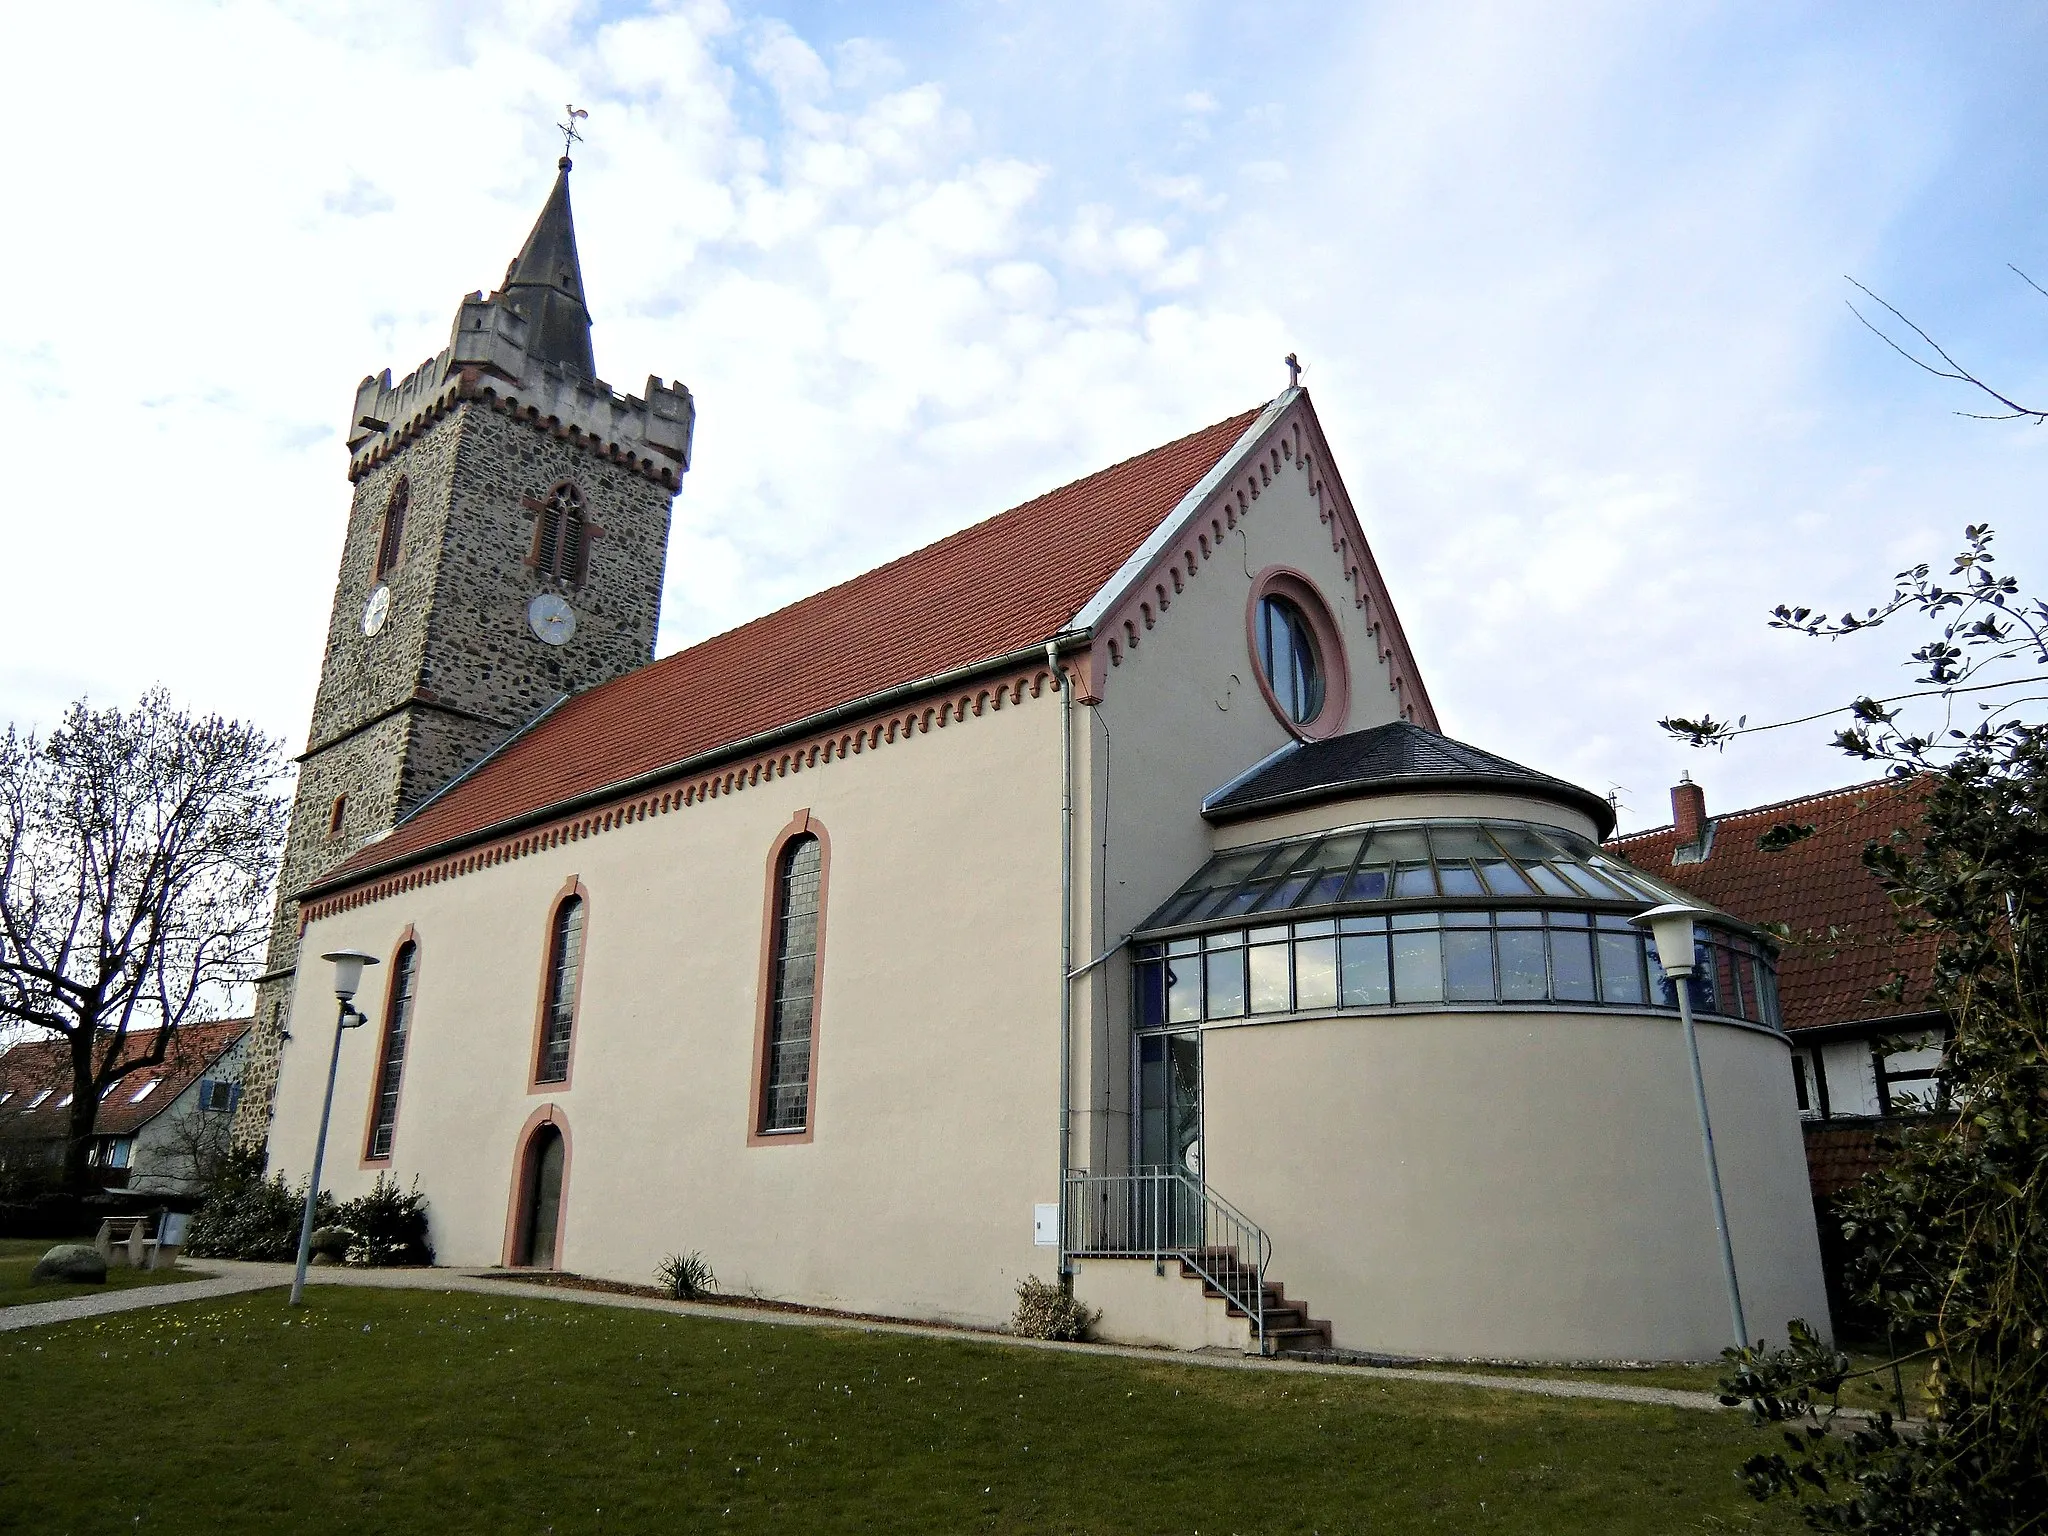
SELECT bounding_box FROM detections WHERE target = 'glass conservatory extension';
[1134,820,1781,1029]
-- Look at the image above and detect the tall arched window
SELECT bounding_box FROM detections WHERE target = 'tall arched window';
[365,940,417,1161]
[534,895,585,1084]
[532,483,587,585]
[375,478,408,580]
[759,834,823,1134]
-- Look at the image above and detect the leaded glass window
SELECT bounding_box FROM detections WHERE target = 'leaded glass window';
[535,896,584,1084]
[761,835,823,1134]
[366,942,417,1160]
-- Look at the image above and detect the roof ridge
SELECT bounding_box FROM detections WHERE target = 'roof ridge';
[551,406,1267,707]
[1608,773,1916,845]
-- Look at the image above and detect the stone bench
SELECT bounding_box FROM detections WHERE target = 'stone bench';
[94,1212,187,1271]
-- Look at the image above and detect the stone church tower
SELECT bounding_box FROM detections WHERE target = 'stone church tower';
[234,155,693,1153]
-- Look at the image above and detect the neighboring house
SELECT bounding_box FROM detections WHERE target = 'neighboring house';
[247,150,1831,1365]
[0,1020,250,1193]
[1609,776,1942,1200]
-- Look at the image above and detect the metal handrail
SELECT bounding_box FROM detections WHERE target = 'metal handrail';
[1062,1168,1272,1353]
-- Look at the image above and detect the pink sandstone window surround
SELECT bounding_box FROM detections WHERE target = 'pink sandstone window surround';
[530,880,590,1090]
[362,929,419,1165]
[750,812,831,1144]
[1245,568,1351,741]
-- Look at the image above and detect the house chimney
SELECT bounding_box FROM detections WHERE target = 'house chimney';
[1672,772,1706,848]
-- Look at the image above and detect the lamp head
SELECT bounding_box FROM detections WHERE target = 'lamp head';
[1629,902,1714,979]
[321,948,381,1002]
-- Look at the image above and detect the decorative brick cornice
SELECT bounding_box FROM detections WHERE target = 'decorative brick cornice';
[298,664,1058,926]
[1086,397,1437,730]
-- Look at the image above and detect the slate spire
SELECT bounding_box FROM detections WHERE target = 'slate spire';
[498,156,596,378]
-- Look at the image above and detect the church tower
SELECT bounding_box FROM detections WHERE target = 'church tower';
[234,154,694,1152]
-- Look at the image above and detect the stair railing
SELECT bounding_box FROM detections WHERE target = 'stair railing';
[1062,1168,1272,1353]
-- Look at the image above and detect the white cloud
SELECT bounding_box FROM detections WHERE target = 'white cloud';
[4,0,2044,844]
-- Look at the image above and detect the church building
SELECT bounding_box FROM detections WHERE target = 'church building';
[249,153,1829,1363]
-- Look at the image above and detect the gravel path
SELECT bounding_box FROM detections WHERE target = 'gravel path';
[7,1259,1740,1412]
[0,1270,277,1331]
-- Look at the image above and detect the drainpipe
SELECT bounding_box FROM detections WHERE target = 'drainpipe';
[1049,640,1074,1281]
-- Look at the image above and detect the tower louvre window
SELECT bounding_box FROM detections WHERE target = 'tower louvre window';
[532,483,588,585]
[375,478,409,580]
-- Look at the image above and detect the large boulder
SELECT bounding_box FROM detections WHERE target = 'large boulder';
[308,1226,355,1265]
[31,1245,108,1286]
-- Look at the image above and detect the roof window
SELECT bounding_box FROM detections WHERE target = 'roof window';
[129,1080,159,1104]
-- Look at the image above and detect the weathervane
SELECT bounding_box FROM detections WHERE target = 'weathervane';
[558,103,589,161]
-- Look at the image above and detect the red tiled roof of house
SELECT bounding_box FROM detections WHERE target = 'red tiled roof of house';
[322,406,1266,887]
[0,1018,249,1137]
[1802,1121,1891,1199]
[1608,778,1936,1033]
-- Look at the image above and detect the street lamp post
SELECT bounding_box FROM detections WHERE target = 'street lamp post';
[289,949,379,1307]
[1631,902,1749,1352]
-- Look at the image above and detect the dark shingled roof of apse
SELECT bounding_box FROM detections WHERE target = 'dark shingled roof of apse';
[1207,720,1616,838]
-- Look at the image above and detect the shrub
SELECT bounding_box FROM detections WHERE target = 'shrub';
[332,1175,434,1268]
[1012,1275,1096,1342]
[184,1172,328,1261]
[656,1251,716,1300]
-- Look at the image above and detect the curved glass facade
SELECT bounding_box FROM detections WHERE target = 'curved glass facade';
[1134,819,1781,1029]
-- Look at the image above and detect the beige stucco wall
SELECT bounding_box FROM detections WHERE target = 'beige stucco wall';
[1210,790,1605,850]
[1071,1257,1252,1351]
[273,682,1066,1328]
[1199,1008,1831,1361]
[1072,415,1410,1171]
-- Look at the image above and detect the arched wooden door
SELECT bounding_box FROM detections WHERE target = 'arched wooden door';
[519,1124,566,1268]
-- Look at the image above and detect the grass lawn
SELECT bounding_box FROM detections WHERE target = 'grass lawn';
[0,1286,1804,1534]
[0,1237,213,1309]
[1400,1352,1933,1416]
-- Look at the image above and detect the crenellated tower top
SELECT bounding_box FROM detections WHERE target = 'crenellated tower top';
[345,157,693,490]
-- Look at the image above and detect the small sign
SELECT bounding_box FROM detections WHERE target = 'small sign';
[1032,1203,1059,1247]
[160,1212,191,1245]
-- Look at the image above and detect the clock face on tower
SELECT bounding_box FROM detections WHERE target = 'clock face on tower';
[361,584,392,637]
[527,592,577,646]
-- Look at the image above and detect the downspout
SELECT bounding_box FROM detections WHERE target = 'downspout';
[1049,639,1074,1281]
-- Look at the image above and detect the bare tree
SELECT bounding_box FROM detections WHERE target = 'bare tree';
[0,690,288,1192]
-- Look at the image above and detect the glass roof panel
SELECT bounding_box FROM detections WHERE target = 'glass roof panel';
[1138,819,1726,935]
[1426,825,1498,861]
[1477,859,1533,895]
[1367,827,1431,862]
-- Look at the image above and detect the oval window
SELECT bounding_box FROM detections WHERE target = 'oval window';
[1256,595,1325,723]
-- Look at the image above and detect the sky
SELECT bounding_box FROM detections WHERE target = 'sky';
[5,0,2047,834]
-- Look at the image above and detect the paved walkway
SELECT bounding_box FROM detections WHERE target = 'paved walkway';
[0,1269,276,1331]
[5,1259,1743,1412]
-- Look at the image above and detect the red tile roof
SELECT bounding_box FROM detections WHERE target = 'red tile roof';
[0,1018,250,1138]
[321,406,1265,888]
[1802,1121,1891,1199]
[1608,778,1936,1033]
